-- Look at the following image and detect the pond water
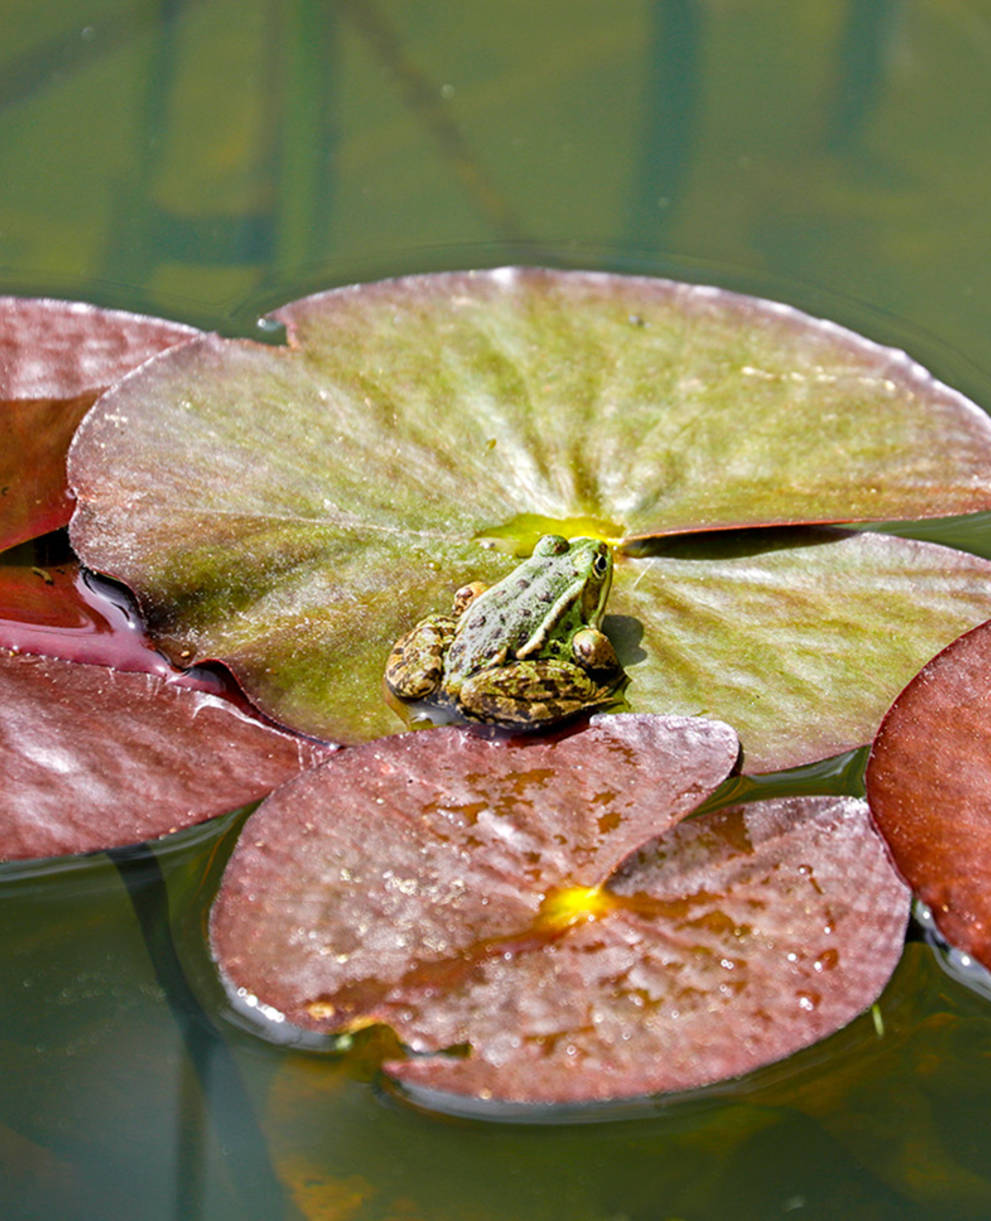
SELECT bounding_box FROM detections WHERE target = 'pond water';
[3,3,991,1217]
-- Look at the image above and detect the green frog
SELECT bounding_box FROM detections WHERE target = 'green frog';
[385,535,627,729]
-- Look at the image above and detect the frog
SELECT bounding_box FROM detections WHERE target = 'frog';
[385,534,627,729]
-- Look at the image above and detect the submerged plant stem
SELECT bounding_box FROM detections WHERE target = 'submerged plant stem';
[110,843,302,1221]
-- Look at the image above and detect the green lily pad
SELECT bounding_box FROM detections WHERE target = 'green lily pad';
[612,530,991,773]
[270,271,991,538]
[209,718,908,1110]
[0,296,196,551]
[67,270,991,763]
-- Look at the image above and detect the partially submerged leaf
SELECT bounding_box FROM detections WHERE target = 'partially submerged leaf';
[0,650,329,861]
[210,717,909,1108]
[0,562,92,629]
[0,559,176,673]
[0,297,196,550]
[866,620,991,971]
[0,558,240,697]
[67,270,991,758]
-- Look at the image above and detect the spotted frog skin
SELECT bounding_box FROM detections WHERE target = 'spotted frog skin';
[385,535,626,728]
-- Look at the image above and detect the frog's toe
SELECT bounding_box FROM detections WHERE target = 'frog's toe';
[452,581,488,616]
[384,615,455,700]
[385,648,442,699]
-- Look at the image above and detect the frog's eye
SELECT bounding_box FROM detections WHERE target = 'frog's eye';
[592,551,610,578]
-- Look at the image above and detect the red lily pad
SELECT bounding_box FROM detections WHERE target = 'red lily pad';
[0,559,177,674]
[0,558,244,703]
[0,649,330,862]
[67,271,991,764]
[0,296,196,551]
[866,620,991,971]
[210,716,909,1108]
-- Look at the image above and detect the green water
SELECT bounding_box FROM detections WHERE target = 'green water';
[4,2,991,1217]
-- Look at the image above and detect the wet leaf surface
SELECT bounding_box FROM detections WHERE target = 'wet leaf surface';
[209,716,909,1108]
[269,271,991,537]
[0,649,330,861]
[0,558,246,704]
[866,620,991,971]
[0,296,196,551]
[613,530,991,772]
[67,271,991,762]
[0,559,177,672]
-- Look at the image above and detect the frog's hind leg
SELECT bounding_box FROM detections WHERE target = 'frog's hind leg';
[385,614,457,700]
[457,660,612,729]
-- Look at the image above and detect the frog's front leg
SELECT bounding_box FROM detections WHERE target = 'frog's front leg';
[456,659,614,728]
[385,614,457,700]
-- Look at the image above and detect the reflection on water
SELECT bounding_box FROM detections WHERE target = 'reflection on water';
[3,1,991,1218]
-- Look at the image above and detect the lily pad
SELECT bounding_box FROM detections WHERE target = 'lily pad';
[269,270,991,537]
[612,530,991,773]
[209,716,908,1108]
[0,559,172,672]
[0,558,243,698]
[67,270,991,761]
[0,296,196,551]
[0,649,330,861]
[866,620,991,971]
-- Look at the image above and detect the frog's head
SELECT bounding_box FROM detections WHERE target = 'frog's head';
[533,534,613,626]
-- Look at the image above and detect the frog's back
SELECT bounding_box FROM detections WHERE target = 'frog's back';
[444,564,581,687]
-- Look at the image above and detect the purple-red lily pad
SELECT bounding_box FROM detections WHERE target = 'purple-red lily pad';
[67,270,991,766]
[0,296,196,551]
[0,558,244,703]
[0,649,330,862]
[866,620,991,971]
[210,716,909,1108]
[0,559,177,674]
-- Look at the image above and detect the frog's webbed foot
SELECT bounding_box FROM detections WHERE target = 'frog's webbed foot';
[457,660,621,729]
[385,614,457,700]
